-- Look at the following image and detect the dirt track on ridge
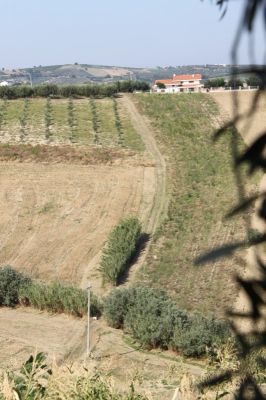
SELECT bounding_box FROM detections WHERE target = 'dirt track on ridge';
[120,95,167,282]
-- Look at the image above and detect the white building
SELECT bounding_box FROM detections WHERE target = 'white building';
[0,81,9,87]
[153,74,203,93]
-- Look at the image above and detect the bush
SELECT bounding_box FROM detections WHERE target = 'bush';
[171,313,230,357]
[104,286,188,348]
[0,266,31,307]
[123,286,188,349]
[104,285,231,357]
[99,217,142,285]
[104,287,133,328]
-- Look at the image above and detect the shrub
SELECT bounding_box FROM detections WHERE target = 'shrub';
[104,286,188,348]
[124,286,188,349]
[171,313,230,357]
[104,287,134,328]
[0,266,31,307]
[104,285,231,357]
[99,217,142,285]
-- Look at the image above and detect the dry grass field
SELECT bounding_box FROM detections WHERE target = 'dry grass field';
[0,162,155,291]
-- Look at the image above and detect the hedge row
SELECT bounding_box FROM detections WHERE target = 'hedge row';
[0,266,101,317]
[99,217,142,285]
[0,81,150,99]
[104,286,231,357]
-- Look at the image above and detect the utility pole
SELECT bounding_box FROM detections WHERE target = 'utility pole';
[86,283,92,358]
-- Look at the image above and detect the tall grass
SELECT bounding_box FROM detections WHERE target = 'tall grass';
[0,352,147,400]
[19,281,101,318]
[99,217,142,286]
[0,265,101,317]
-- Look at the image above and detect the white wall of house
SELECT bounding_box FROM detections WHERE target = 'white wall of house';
[0,81,9,87]
[153,83,202,93]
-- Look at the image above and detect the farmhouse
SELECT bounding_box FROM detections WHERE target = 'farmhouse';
[0,81,9,87]
[153,74,203,93]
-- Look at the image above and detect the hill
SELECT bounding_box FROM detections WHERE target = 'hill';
[0,63,257,85]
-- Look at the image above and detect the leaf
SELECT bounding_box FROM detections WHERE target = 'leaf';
[226,191,266,218]
[236,132,266,174]
[195,234,266,265]
[194,241,245,265]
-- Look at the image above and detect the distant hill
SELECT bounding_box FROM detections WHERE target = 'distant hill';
[0,63,259,86]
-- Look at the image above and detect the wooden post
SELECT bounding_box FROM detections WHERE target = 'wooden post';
[86,283,91,358]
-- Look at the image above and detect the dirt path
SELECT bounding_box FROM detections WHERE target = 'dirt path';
[211,91,266,331]
[0,307,86,369]
[120,94,167,282]
[0,306,205,400]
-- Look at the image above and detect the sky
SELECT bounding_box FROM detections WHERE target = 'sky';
[0,0,265,69]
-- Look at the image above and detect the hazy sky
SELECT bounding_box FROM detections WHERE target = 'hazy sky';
[0,0,265,69]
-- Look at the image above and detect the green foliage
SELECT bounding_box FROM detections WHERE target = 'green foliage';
[113,97,124,146]
[19,98,30,141]
[90,98,100,144]
[104,286,231,357]
[156,82,166,89]
[135,94,241,313]
[204,78,225,88]
[19,281,102,318]
[123,287,188,349]
[44,96,53,141]
[0,81,150,100]
[226,78,244,88]
[9,352,52,400]
[1,353,147,400]
[67,97,77,143]
[171,313,230,357]
[246,76,263,88]
[0,266,31,307]
[99,217,142,286]
[0,265,101,317]
[0,98,8,132]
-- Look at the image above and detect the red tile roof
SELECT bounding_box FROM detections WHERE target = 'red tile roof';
[172,74,202,81]
[155,74,202,85]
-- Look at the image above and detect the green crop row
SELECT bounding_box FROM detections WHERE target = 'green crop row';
[0,97,144,150]
[99,217,142,286]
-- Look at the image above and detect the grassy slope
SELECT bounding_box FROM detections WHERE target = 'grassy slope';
[134,93,245,315]
[0,98,144,151]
